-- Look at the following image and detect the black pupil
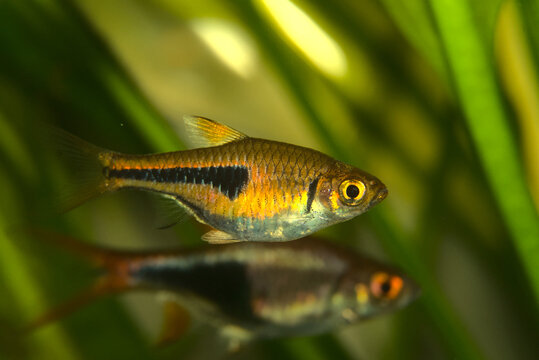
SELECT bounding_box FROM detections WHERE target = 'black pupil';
[346,184,360,199]
[381,281,391,294]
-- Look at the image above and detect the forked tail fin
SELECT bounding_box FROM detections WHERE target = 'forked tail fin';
[39,123,112,212]
[23,230,132,332]
[23,276,121,333]
[26,229,123,267]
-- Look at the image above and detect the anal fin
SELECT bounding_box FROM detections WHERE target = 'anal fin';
[155,300,191,347]
[202,230,241,244]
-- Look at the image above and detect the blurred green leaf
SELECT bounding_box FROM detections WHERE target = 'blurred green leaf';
[517,0,539,78]
[428,0,539,303]
[379,0,448,81]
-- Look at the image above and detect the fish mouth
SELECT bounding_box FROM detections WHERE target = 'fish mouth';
[403,276,422,306]
[369,187,388,207]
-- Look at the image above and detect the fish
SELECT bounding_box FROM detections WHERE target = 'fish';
[25,230,419,351]
[51,116,388,243]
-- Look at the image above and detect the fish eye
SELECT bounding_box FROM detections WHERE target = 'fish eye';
[347,185,360,199]
[370,272,403,300]
[339,180,366,204]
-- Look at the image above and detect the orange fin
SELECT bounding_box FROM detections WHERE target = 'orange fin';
[25,228,120,267]
[183,116,247,148]
[22,230,131,332]
[201,230,241,244]
[155,300,191,347]
[23,276,121,333]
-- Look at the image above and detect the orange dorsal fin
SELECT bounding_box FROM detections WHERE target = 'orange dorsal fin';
[183,115,247,148]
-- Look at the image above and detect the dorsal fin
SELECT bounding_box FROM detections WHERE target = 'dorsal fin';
[183,115,248,148]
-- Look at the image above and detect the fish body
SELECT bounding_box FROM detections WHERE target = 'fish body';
[57,116,388,243]
[128,240,417,340]
[28,232,419,348]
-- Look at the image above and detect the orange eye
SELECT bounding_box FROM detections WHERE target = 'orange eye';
[339,179,366,204]
[370,272,403,300]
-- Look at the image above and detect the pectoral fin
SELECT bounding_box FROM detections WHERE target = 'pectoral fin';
[153,195,190,230]
[155,301,191,347]
[202,230,241,244]
[184,115,248,148]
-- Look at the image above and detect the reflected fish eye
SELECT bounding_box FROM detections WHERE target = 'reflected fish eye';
[370,272,403,300]
[339,179,366,204]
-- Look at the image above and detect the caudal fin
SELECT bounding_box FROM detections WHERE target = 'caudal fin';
[23,230,131,332]
[26,228,124,266]
[40,124,111,212]
[23,277,120,333]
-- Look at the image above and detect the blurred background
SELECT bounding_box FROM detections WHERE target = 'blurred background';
[0,0,538,359]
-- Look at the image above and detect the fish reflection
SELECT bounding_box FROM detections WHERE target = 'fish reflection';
[27,231,418,350]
